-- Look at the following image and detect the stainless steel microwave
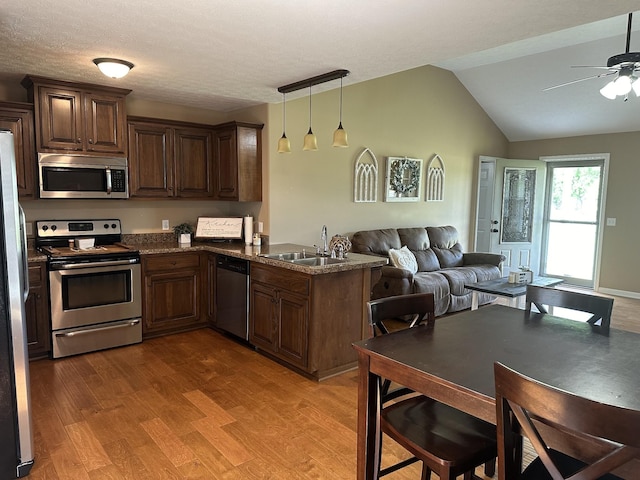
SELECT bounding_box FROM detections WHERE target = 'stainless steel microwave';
[38,153,129,199]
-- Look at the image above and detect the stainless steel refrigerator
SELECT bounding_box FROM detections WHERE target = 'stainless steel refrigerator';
[0,130,34,478]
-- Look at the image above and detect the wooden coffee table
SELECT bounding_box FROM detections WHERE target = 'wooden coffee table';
[465,276,563,310]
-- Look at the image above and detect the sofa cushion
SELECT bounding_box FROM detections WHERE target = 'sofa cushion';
[427,226,464,268]
[398,227,441,272]
[412,272,451,316]
[351,228,401,256]
[388,246,418,274]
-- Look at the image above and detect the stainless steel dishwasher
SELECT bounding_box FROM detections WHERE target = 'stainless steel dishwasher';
[215,255,249,340]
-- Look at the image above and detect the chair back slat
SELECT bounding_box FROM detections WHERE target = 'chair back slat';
[495,362,640,480]
[367,293,435,337]
[525,285,613,331]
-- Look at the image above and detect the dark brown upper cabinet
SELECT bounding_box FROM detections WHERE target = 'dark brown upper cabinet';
[213,122,263,201]
[127,117,214,198]
[0,101,36,198]
[22,75,130,156]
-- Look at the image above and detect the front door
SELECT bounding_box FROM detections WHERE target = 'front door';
[475,156,546,276]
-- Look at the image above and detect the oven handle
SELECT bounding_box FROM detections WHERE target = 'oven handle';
[51,258,139,270]
[106,167,112,195]
[55,319,140,337]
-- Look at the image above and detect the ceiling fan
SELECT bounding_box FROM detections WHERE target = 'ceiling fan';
[544,12,640,100]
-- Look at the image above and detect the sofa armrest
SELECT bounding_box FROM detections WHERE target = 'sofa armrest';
[463,252,506,267]
[371,265,414,299]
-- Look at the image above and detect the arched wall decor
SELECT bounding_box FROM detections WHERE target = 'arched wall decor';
[426,153,445,201]
[354,147,378,203]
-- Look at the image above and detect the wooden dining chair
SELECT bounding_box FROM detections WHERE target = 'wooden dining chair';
[494,362,640,479]
[525,285,614,331]
[367,293,497,480]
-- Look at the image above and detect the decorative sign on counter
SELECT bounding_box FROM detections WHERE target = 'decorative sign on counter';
[195,217,243,240]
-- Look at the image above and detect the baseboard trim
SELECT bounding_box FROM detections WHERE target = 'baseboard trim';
[598,287,640,300]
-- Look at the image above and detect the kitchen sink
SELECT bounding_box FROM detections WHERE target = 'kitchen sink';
[261,251,314,261]
[291,256,346,266]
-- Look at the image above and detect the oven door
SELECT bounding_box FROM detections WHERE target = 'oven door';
[49,261,142,331]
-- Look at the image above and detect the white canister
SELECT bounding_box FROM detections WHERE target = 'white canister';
[244,216,253,245]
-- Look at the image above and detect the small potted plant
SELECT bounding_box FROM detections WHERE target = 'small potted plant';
[173,222,194,245]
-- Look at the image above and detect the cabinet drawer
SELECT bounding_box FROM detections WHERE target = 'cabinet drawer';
[251,263,309,296]
[28,263,46,285]
[143,252,201,272]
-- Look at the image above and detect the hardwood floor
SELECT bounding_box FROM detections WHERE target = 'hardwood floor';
[28,291,640,479]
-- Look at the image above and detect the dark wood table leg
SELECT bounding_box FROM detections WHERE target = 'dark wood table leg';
[356,351,381,480]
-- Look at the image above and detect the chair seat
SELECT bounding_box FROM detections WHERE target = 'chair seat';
[522,449,624,480]
[381,395,497,474]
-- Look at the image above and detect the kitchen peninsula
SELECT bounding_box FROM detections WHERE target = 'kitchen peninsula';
[117,239,385,381]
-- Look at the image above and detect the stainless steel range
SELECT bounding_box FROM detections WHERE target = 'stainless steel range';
[35,219,142,358]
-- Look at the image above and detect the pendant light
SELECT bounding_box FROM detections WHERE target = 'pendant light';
[332,76,348,148]
[302,85,318,151]
[277,93,291,153]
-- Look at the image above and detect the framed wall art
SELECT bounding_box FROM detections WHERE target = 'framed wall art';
[384,156,423,202]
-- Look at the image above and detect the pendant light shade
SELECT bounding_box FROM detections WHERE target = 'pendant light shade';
[93,58,134,79]
[277,93,291,153]
[303,85,318,151]
[332,77,348,148]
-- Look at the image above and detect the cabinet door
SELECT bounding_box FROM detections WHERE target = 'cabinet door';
[0,105,36,198]
[174,127,213,197]
[37,86,84,152]
[128,122,175,197]
[143,269,202,337]
[25,264,51,359]
[249,281,278,352]
[212,127,238,200]
[277,290,309,369]
[84,92,127,154]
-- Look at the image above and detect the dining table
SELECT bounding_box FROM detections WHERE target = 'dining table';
[352,304,640,479]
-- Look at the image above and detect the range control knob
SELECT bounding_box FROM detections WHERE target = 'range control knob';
[51,225,57,231]
[104,224,110,229]
[42,225,48,231]
[111,223,117,229]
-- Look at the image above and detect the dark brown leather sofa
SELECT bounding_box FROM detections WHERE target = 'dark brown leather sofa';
[351,226,505,316]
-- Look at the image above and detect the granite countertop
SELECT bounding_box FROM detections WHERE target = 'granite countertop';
[28,236,387,274]
[131,240,387,275]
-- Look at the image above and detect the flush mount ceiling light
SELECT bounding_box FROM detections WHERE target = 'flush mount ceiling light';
[277,92,291,153]
[277,69,349,151]
[93,58,134,79]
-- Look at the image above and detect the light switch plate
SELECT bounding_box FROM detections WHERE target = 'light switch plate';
[606,218,616,226]
[162,219,170,230]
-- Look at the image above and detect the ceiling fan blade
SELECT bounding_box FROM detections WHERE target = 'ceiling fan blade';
[570,65,617,70]
[543,71,617,91]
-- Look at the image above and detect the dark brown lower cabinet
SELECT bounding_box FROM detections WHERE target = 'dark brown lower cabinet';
[26,262,51,359]
[250,262,372,380]
[142,252,206,338]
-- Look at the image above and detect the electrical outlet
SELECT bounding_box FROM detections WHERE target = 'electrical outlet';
[258,222,264,233]
[25,222,33,236]
[606,217,616,226]
[162,220,170,231]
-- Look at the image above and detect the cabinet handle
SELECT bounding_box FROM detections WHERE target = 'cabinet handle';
[88,138,93,144]
[77,137,82,143]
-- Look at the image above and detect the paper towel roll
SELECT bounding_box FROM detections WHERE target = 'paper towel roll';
[244,216,253,245]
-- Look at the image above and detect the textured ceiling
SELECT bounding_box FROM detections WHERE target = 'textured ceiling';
[1,1,640,140]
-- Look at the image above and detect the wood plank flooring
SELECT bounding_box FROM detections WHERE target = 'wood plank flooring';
[27,291,640,479]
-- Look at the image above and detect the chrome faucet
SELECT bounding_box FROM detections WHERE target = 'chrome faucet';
[321,225,328,256]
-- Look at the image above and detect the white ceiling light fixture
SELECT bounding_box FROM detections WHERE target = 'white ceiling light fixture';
[277,69,349,152]
[93,58,134,79]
